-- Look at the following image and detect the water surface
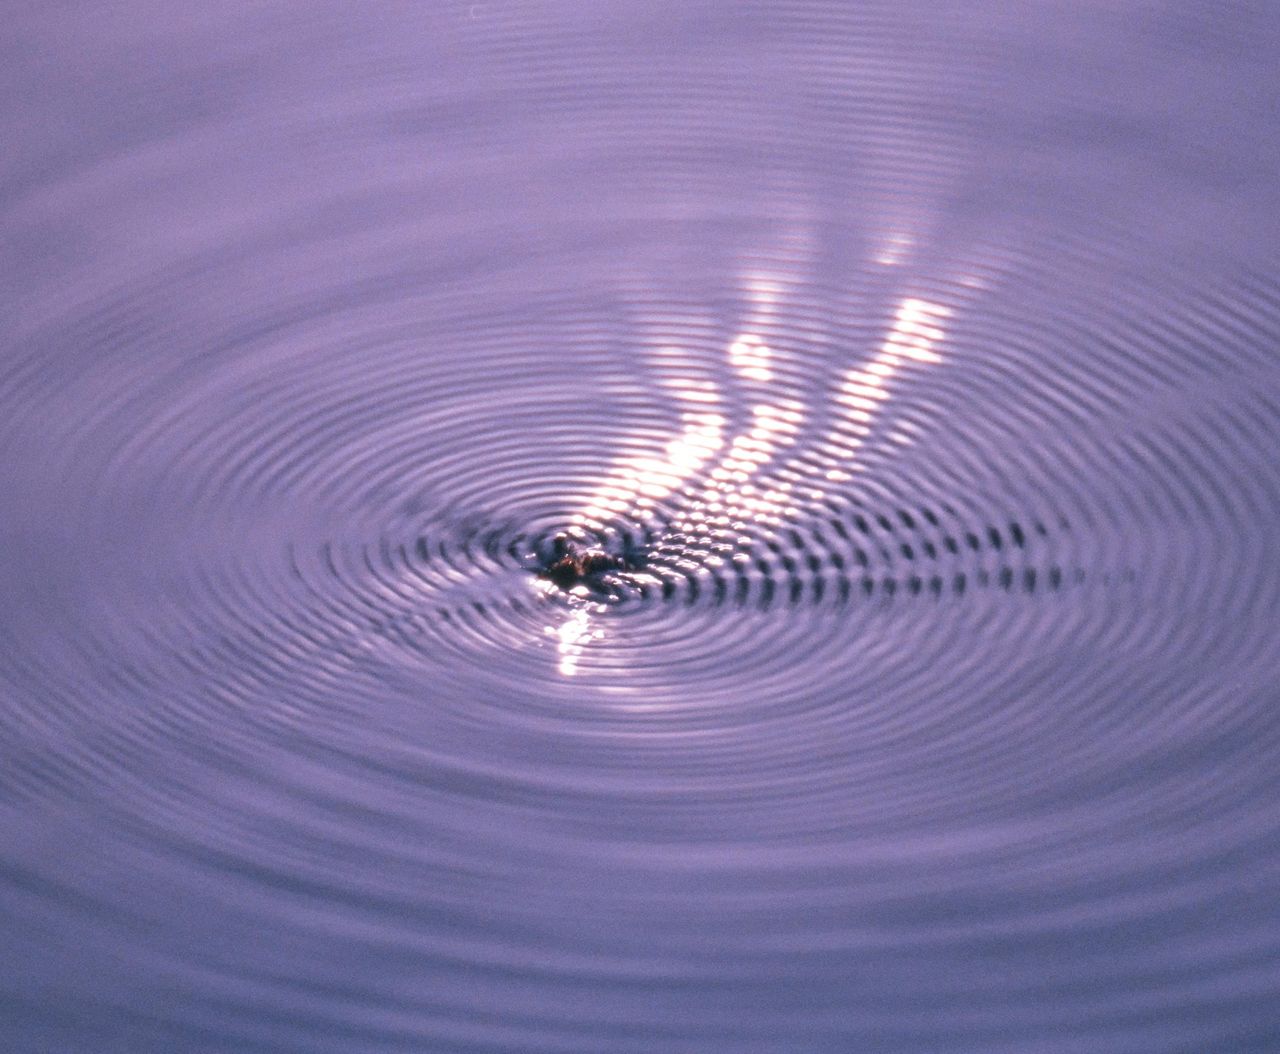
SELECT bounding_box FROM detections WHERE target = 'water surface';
[3,3,1280,1051]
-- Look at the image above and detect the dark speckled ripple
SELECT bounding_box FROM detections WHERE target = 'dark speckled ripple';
[3,3,1280,1052]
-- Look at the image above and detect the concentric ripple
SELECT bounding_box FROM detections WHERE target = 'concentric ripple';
[3,2,1280,1052]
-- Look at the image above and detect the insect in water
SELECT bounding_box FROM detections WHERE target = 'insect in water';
[537,531,647,592]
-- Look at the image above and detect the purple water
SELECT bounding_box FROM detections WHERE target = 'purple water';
[3,3,1280,1051]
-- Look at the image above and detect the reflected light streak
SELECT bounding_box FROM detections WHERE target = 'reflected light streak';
[874,231,914,266]
[729,334,773,382]
[575,365,726,529]
[534,576,607,677]
[554,281,951,678]
[834,296,950,452]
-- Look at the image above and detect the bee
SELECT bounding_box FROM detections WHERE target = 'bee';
[541,533,627,589]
